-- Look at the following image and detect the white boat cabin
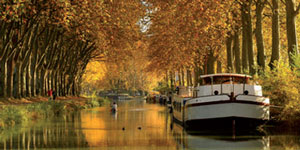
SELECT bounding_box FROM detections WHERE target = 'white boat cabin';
[176,73,262,98]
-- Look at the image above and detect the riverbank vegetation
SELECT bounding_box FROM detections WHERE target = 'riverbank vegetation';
[257,54,300,126]
[0,98,109,130]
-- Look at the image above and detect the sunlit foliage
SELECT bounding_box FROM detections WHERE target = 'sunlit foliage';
[144,0,236,73]
[257,55,300,122]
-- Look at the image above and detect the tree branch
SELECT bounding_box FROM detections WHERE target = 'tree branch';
[265,0,273,10]
[295,3,300,15]
[280,0,286,5]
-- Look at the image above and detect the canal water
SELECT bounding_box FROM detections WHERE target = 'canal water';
[1,99,300,149]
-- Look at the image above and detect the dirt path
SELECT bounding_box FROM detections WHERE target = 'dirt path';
[0,96,89,105]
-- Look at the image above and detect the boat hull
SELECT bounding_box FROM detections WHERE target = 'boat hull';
[185,101,269,121]
[173,95,269,130]
[185,117,265,131]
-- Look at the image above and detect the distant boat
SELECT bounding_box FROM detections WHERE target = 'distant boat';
[172,73,270,130]
[106,93,132,101]
[117,94,132,100]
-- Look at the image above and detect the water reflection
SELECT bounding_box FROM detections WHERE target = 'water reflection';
[81,100,177,149]
[0,113,89,149]
[172,122,270,150]
[1,100,300,149]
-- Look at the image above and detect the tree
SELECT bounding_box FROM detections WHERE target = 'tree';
[255,0,266,72]
[268,0,280,69]
[285,0,300,67]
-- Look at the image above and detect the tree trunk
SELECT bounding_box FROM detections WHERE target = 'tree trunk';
[44,74,48,96]
[269,0,280,69]
[36,69,40,96]
[26,63,31,97]
[207,52,216,74]
[47,72,51,91]
[233,31,241,73]
[31,57,37,97]
[20,67,25,98]
[40,69,46,96]
[286,0,299,67]
[60,73,63,96]
[60,74,64,96]
[63,74,67,96]
[217,61,222,73]
[0,60,7,98]
[170,71,174,90]
[76,75,82,97]
[186,69,190,86]
[51,71,55,91]
[178,69,182,86]
[14,62,22,98]
[255,0,265,72]
[54,72,58,96]
[165,70,169,88]
[72,80,75,96]
[226,35,233,72]
[193,66,199,87]
[67,77,71,96]
[181,69,185,86]
[246,1,255,75]
[241,5,249,73]
[7,57,14,98]
[187,69,193,86]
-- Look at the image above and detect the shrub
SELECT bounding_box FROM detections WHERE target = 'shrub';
[0,106,28,129]
[257,60,300,122]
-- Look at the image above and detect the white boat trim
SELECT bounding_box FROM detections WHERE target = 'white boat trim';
[200,73,252,79]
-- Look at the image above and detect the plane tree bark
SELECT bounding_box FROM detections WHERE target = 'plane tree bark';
[255,0,266,72]
[233,30,241,73]
[226,33,233,72]
[285,0,300,67]
[267,0,281,69]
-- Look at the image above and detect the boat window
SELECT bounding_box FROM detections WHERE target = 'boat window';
[216,76,249,84]
[213,76,231,84]
[233,77,249,84]
[202,77,212,85]
[202,76,250,84]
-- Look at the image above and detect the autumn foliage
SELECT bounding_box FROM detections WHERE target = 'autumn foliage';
[0,0,146,99]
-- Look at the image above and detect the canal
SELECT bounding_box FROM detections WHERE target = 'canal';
[1,99,300,149]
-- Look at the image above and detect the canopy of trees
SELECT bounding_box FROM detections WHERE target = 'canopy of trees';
[0,0,145,99]
[143,0,300,88]
[2,0,300,98]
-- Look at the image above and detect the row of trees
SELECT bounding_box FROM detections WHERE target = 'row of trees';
[144,0,300,88]
[0,0,145,99]
[81,41,160,95]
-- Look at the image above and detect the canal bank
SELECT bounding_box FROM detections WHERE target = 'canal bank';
[0,97,110,130]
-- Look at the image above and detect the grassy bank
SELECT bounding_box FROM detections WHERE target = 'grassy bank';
[0,97,110,130]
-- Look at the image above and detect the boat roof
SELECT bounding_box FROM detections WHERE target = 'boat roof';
[200,73,252,79]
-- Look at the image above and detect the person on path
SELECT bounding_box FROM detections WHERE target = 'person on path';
[48,89,53,101]
[111,102,118,112]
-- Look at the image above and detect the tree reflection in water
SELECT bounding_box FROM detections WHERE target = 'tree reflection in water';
[2,100,300,150]
[0,112,89,149]
[80,101,177,149]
